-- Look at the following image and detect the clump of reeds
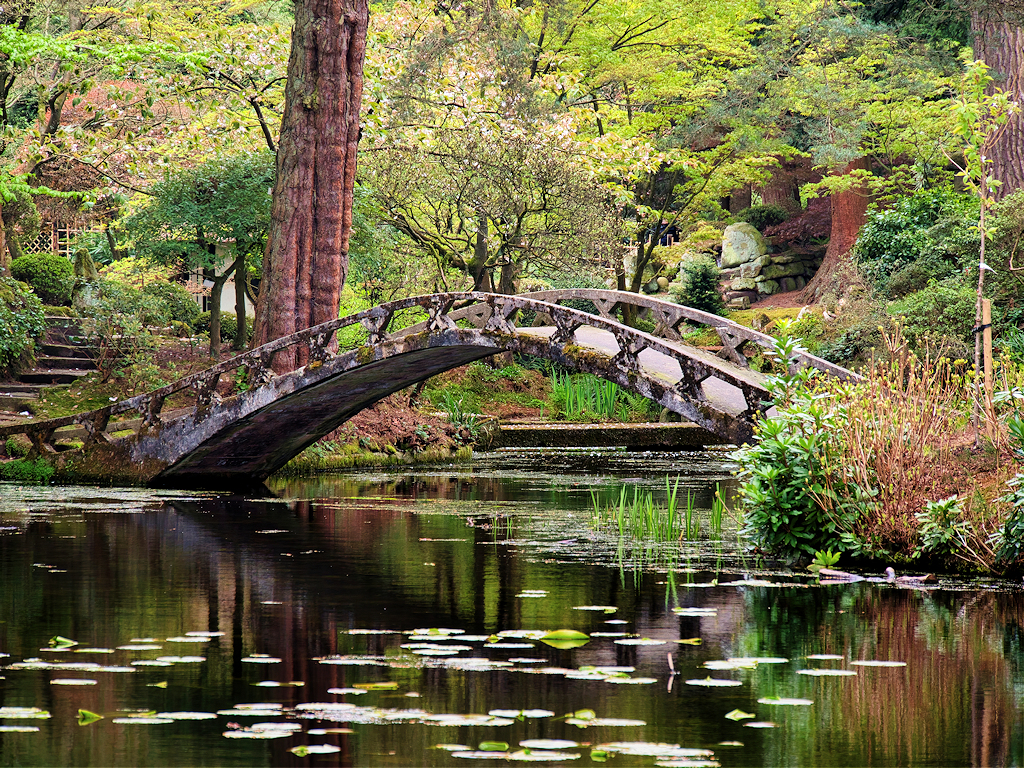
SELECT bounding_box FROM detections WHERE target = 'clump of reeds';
[590,478,727,543]
[550,372,654,421]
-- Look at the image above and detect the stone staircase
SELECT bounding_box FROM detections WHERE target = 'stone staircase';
[0,318,97,409]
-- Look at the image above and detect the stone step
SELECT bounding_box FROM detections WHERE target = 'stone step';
[18,369,93,385]
[35,356,96,371]
[41,343,97,359]
[0,383,42,396]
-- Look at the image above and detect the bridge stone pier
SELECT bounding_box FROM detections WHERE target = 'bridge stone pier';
[0,291,856,489]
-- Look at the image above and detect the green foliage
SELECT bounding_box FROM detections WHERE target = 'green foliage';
[10,252,73,306]
[669,256,726,316]
[992,475,1024,566]
[549,373,655,422]
[5,437,29,458]
[914,495,971,559]
[734,338,870,557]
[886,279,976,357]
[77,280,162,385]
[854,187,979,297]
[0,458,54,483]
[194,311,253,344]
[0,276,44,376]
[809,549,842,572]
[141,282,200,327]
[735,204,788,231]
[436,392,480,443]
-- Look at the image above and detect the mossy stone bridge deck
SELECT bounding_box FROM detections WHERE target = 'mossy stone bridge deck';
[0,290,857,489]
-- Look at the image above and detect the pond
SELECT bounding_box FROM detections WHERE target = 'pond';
[1,448,1023,767]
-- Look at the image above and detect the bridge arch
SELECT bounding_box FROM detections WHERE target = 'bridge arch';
[0,292,853,489]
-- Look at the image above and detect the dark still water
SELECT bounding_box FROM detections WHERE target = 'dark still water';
[1,449,1023,767]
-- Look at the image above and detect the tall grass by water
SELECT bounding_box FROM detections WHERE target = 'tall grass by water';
[550,372,655,421]
[591,478,727,542]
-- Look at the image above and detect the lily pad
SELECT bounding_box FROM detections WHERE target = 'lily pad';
[728,657,787,664]
[539,630,589,649]
[672,608,717,617]
[572,606,617,612]
[806,654,843,660]
[353,681,399,690]
[51,678,97,685]
[743,721,776,728]
[117,644,162,651]
[850,660,907,667]
[290,744,342,756]
[594,743,715,758]
[797,669,857,677]
[77,710,104,726]
[704,660,757,670]
[156,712,218,720]
[241,655,282,663]
[757,697,813,706]
[112,717,175,725]
[0,725,40,732]
[488,709,555,719]
[0,708,51,720]
[328,687,369,695]
[520,740,580,749]
[725,710,755,721]
[566,717,645,727]
[614,638,666,646]
[684,678,743,688]
[48,636,77,649]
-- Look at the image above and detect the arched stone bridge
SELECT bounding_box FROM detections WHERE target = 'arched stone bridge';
[0,290,856,489]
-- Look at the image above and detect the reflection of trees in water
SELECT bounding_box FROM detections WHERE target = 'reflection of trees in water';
[740,585,1023,766]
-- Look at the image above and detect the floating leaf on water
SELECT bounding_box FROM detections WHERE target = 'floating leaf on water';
[479,741,510,752]
[413,649,461,656]
[572,606,617,612]
[223,728,292,739]
[132,661,173,667]
[704,660,756,670]
[496,630,546,639]
[593,743,715,758]
[672,608,718,617]
[850,660,907,667]
[603,620,628,625]
[725,710,755,721]
[717,741,744,747]
[684,678,743,688]
[117,645,162,651]
[186,631,224,638]
[540,630,589,649]
[316,655,388,666]
[77,710,104,726]
[328,687,369,695]
[728,657,787,665]
[604,677,658,685]
[743,721,776,728]
[433,744,472,752]
[521,740,580,749]
[241,655,282,664]
[806,654,843,661]
[0,725,40,732]
[112,717,175,725]
[129,638,158,643]
[230,703,284,710]
[0,708,51,719]
[506,750,581,762]
[261,601,284,605]
[757,697,813,706]
[485,643,535,649]
[517,591,549,598]
[676,638,702,645]
[421,714,516,727]
[797,669,857,677]
[48,636,77,649]
[566,718,645,728]
[74,648,114,654]
[51,678,97,685]
[410,628,464,636]
[347,629,398,635]
[290,744,342,756]
[217,709,284,717]
[507,658,546,664]
[155,656,205,664]
[253,680,305,687]
[148,681,168,688]
[157,711,218,720]
[614,638,667,646]
[353,681,400,690]
[166,637,210,643]
[487,709,554,719]
[654,761,720,767]
[308,728,355,735]
[590,632,628,638]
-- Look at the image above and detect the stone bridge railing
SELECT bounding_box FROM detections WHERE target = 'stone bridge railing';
[0,290,855,458]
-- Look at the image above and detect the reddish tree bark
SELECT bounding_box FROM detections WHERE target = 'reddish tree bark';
[972,8,1024,200]
[802,157,871,302]
[252,0,369,372]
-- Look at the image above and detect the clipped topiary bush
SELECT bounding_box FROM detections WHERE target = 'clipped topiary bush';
[141,281,200,327]
[669,255,726,316]
[0,276,45,377]
[10,252,74,306]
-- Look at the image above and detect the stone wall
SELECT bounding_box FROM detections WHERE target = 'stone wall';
[718,222,823,309]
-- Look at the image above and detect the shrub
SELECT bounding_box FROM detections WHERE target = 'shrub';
[886,279,975,358]
[10,252,74,305]
[194,310,253,343]
[0,277,45,377]
[77,280,162,383]
[855,187,978,297]
[0,457,54,483]
[669,255,726,316]
[735,204,788,231]
[141,281,200,327]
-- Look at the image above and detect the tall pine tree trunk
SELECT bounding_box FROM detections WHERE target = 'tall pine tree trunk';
[802,157,871,302]
[252,0,369,372]
[972,8,1024,200]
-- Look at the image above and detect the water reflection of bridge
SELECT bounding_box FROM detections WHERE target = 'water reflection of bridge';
[0,290,855,489]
